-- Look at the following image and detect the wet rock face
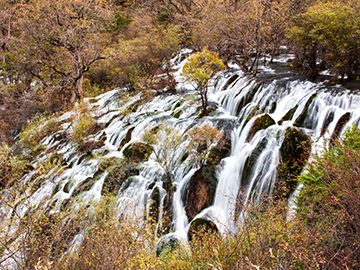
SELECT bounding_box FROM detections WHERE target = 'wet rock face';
[183,165,218,221]
[293,93,317,128]
[330,112,351,144]
[122,142,153,162]
[207,137,231,166]
[277,127,311,199]
[187,218,219,242]
[246,113,275,142]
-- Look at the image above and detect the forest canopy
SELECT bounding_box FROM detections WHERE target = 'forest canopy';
[0,0,359,141]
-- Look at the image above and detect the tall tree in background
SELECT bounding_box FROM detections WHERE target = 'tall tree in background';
[288,0,360,79]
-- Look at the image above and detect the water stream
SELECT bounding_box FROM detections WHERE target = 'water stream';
[1,51,360,268]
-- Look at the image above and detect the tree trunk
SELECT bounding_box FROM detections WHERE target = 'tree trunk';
[1,53,7,86]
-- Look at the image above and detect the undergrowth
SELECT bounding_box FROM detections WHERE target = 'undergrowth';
[1,127,359,269]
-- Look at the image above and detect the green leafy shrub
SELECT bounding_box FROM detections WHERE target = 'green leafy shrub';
[182,48,226,115]
[0,143,29,189]
[19,114,61,154]
[296,125,360,268]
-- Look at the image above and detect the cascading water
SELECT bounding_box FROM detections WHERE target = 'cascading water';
[1,50,360,268]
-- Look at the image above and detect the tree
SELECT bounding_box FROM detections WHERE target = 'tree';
[182,48,225,115]
[288,1,360,80]
[192,0,296,73]
[16,0,113,105]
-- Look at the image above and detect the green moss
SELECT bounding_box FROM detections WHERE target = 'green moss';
[122,142,153,162]
[293,94,317,128]
[277,127,311,199]
[101,161,140,195]
[330,112,351,145]
[246,114,275,142]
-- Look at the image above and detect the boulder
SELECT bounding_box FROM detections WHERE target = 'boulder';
[293,93,317,128]
[246,114,275,142]
[188,218,219,242]
[277,127,311,199]
[183,165,218,221]
[123,142,153,162]
[101,162,140,195]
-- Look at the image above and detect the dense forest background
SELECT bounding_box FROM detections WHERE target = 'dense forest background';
[1,0,359,142]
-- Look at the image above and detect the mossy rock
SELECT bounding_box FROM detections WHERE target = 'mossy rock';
[63,179,75,193]
[182,165,218,221]
[156,235,180,256]
[207,103,219,117]
[188,218,219,242]
[78,131,107,154]
[293,94,317,128]
[246,114,275,142]
[277,127,311,199]
[330,112,351,145]
[123,142,153,162]
[171,109,182,119]
[207,137,231,166]
[102,161,140,195]
[278,105,298,125]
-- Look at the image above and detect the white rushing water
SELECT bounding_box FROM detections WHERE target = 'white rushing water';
[1,50,360,267]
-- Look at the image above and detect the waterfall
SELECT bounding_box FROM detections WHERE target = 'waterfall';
[1,50,360,267]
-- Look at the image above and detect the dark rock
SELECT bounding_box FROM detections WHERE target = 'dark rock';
[207,137,231,166]
[330,112,351,145]
[72,176,97,197]
[78,131,106,154]
[321,110,335,136]
[246,114,275,142]
[162,173,176,234]
[123,142,153,162]
[149,186,161,223]
[183,165,218,221]
[293,93,317,128]
[234,82,262,116]
[277,127,311,199]
[102,161,140,195]
[188,218,219,242]
[63,179,74,193]
[241,136,268,187]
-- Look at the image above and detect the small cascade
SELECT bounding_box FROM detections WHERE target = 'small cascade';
[1,51,360,267]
